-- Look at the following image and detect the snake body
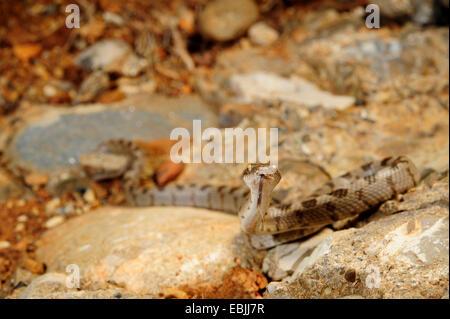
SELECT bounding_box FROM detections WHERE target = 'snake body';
[80,140,420,249]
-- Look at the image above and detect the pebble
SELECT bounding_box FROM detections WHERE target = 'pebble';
[43,85,58,98]
[74,39,131,71]
[198,0,259,42]
[178,8,195,35]
[102,12,124,26]
[248,22,279,46]
[0,241,11,250]
[17,215,28,222]
[14,223,25,232]
[45,198,61,215]
[83,188,96,204]
[74,71,109,104]
[56,203,74,216]
[24,258,46,274]
[74,39,148,77]
[45,216,65,229]
[25,172,49,187]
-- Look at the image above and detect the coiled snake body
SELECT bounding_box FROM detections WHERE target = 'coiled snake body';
[80,140,420,249]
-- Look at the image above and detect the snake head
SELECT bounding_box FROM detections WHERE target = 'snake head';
[242,163,281,189]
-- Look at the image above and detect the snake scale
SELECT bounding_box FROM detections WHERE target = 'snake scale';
[80,139,420,249]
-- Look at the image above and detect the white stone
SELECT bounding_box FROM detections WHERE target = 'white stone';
[34,207,260,297]
[248,22,279,46]
[0,240,11,250]
[45,216,65,229]
[230,72,355,110]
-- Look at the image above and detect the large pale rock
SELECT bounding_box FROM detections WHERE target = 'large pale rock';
[1,94,218,193]
[194,47,295,105]
[198,0,259,42]
[265,181,449,299]
[296,27,449,104]
[32,207,264,298]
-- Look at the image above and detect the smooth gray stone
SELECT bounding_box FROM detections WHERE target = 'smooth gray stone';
[5,94,217,173]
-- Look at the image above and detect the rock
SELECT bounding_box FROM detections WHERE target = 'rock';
[373,0,445,25]
[24,172,48,188]
[229,72,355,110]
[17,272,137,299]
[18,273,66,298]
[0,241,11,250]
[83,189,96,204]
[74,39,148,76]
[373,0,414,19]
[45,198,61,215]
[117,76,156,96]
[74,71,110,104]
[79,153,130,180]
[102,12,124,26]
[248,22,279,46]
[178,8,195,35]
[2,94,218,193]
[297,24,449,103]
[216,47,294,74]
[33,207,264,298]
[8,268,38,294]
[24,258,46,274]
[44,216,65,229]
[55,203,75,216]
[14,223,25,232]
[194,45,297,106]
[411,0,436,25]
[41,80,74,104]
[265,181,449,299]
[74,39,130,71]
[112,53,149,77]
[262,228,334,281]
[198,0,259,42]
